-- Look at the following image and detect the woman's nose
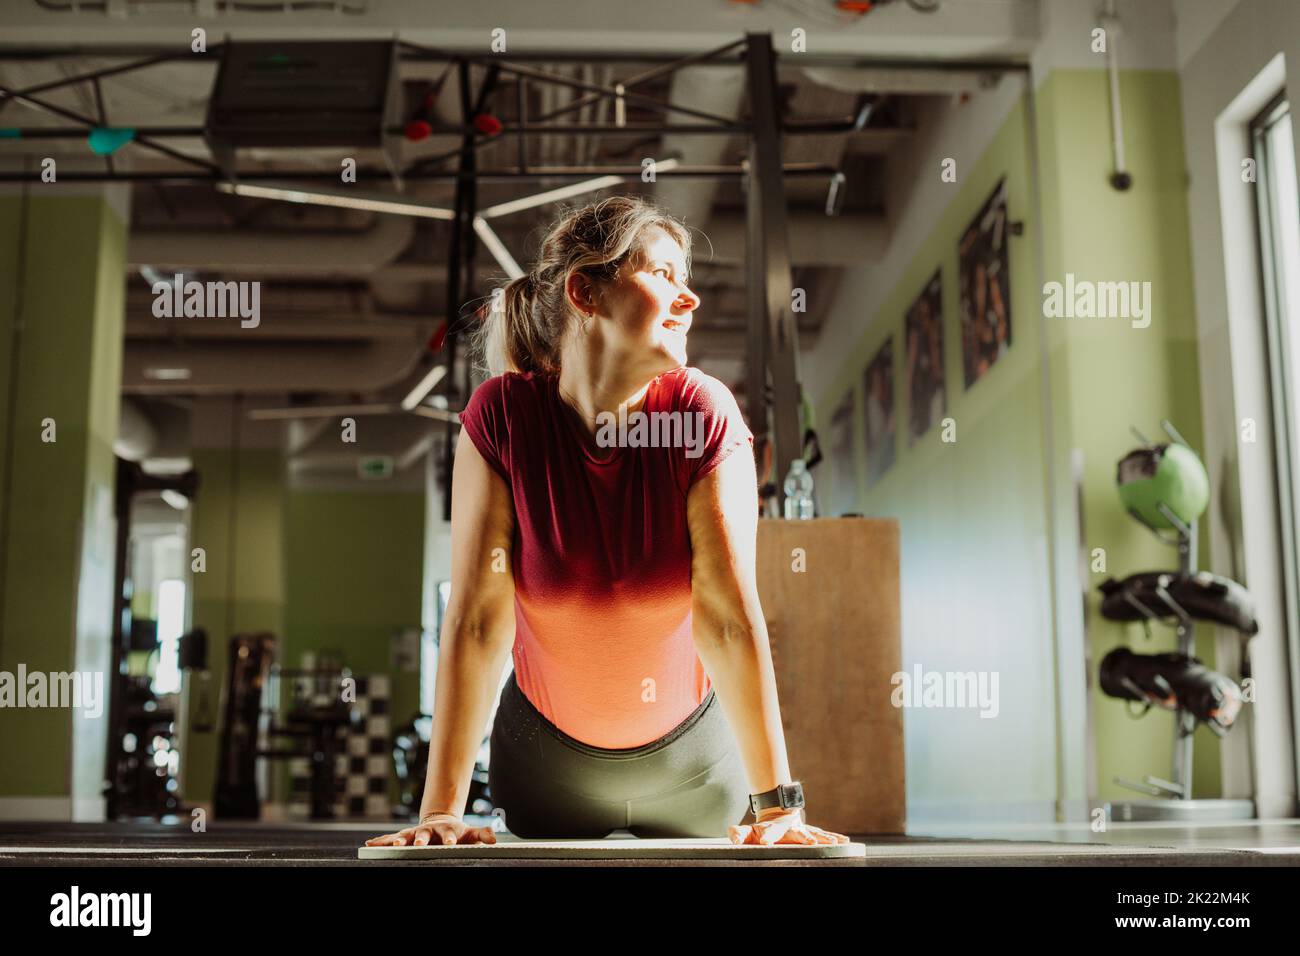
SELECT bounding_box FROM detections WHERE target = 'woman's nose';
[676,285,700,311]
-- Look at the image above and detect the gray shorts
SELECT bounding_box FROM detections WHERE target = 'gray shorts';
[487,671,753,838]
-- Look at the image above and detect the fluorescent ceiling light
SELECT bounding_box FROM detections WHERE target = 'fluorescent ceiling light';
[480,158,679,219]
[409,406,460,424]
[143,367,191,381]
[401,364,447,411]
[160,490,189,511]
[473,218,524,279]
[216,181,455,220]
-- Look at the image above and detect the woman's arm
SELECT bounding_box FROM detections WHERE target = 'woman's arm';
[367,426,515,847]
[422,426,518,819]
[686,445,848,844]
[686,446,791,797]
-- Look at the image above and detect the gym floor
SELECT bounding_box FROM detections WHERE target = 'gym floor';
[3,820,1297,867]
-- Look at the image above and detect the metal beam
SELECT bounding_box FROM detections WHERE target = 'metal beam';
[744,32,803,514]
[0,163,838,184]
[5,121,876,139]
[0,82,220,173]
[0,45,1028,74]
[529,37,749,125]
[440,60,496,520]
[398,40,747,128]
[466,58,745,128]
[0,51,184,102]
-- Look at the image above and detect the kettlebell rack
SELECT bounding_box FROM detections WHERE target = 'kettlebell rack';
[1114,465,1199,800]
[1104,420,1254,822]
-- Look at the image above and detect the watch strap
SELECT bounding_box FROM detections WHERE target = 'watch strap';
[749,781,805,816]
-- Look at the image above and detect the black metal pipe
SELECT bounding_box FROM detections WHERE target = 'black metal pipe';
[452,56,745,128]
[0,51,185,102]
[0,45,1027,74]
[3,120,877,138]
[745,32,804,509]
[0,83,220,173]
[0,163,838,183]
[527,36,750,125]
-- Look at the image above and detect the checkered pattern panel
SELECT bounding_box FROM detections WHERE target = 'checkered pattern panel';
[287,674,391,819]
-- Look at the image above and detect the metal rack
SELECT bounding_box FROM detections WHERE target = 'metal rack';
[1104,421,1254,823]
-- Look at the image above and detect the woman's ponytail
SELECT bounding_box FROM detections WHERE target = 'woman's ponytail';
[477,272,546,377]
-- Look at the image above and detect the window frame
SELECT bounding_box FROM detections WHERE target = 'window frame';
[1250,92,1300,767]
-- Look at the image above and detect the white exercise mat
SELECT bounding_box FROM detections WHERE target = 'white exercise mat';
[359,836,866,860]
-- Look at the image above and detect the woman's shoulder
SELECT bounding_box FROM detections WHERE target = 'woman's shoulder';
[467,369,553,406]
[656,366,742,415]
[462,372,554,440]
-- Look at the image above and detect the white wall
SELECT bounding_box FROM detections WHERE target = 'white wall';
[1178,0,1300,818]
[0,0,1040,59]
[1033,0,1177,74]
[1172,0,1247,67]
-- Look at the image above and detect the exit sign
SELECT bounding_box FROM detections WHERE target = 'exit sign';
[358,455,394,480]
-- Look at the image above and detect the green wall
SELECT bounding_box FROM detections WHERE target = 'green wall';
[283,488,425,804]
[815,69,1221,813]
[1038,70,1218,802]
[819,92,1059,813]
[183,446,286,807]
[180,446,426,812]
[0,193,125,807]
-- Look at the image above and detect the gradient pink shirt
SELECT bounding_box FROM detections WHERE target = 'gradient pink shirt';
[459,366,753,748]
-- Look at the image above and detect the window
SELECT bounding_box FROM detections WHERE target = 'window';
[153,578,186,696]
[1252,93,1300,692]
[419,581,453,717]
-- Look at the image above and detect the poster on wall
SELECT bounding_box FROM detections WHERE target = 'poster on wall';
[906,269,946,445]
[827,391,857,514]
[862,337,896,489]
[958,177,1012,389]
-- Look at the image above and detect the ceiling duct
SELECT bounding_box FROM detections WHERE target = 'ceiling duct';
[702,211,887,265]
[127,214,415,277]
[204,40,403,180]
[123,336,425,396]
[114,398,158,462]
[654,66,746,233]
[801,66,1003,96]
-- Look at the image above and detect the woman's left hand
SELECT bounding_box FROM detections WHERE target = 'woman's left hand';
[728,808,850,846]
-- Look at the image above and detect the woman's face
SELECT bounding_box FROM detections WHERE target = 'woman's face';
[574,227,700,373]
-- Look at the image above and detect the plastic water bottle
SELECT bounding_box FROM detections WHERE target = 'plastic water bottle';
[783,458,815,519]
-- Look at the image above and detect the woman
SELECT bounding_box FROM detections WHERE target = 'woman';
[367,196,847,848]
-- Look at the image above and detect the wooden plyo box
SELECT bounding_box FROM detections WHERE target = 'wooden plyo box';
[755,517,904,835]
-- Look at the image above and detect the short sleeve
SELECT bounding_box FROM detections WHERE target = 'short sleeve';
[459,375,511,482]
[679,370,754,487]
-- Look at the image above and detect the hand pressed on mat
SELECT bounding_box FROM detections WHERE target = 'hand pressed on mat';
[365,812,497,848]
[729,807,850,846]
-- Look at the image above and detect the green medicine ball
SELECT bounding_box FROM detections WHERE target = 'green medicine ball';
[1116,442,1210,530]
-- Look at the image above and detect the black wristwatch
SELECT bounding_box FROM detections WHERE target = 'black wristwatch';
[750,781,805,817]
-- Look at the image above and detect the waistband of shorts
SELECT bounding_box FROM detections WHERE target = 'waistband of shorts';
[506,671,717,761]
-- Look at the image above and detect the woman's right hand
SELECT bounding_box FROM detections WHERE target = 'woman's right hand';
[365,812,498,848]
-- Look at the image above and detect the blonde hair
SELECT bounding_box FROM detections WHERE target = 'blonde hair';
[473,195,692,377]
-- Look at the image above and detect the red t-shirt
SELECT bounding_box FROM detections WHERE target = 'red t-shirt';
[459,366,754,748]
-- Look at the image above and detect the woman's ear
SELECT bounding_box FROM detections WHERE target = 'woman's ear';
[566,271,600,316]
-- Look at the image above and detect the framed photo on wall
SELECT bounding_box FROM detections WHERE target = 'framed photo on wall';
[906,269,946,444]
[862,337,896,489]
[827,390,857,514]
[958,177,1012,389]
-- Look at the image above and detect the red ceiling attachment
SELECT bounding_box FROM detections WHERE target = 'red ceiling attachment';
[472,113,503,136]
[403,119,432,141]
